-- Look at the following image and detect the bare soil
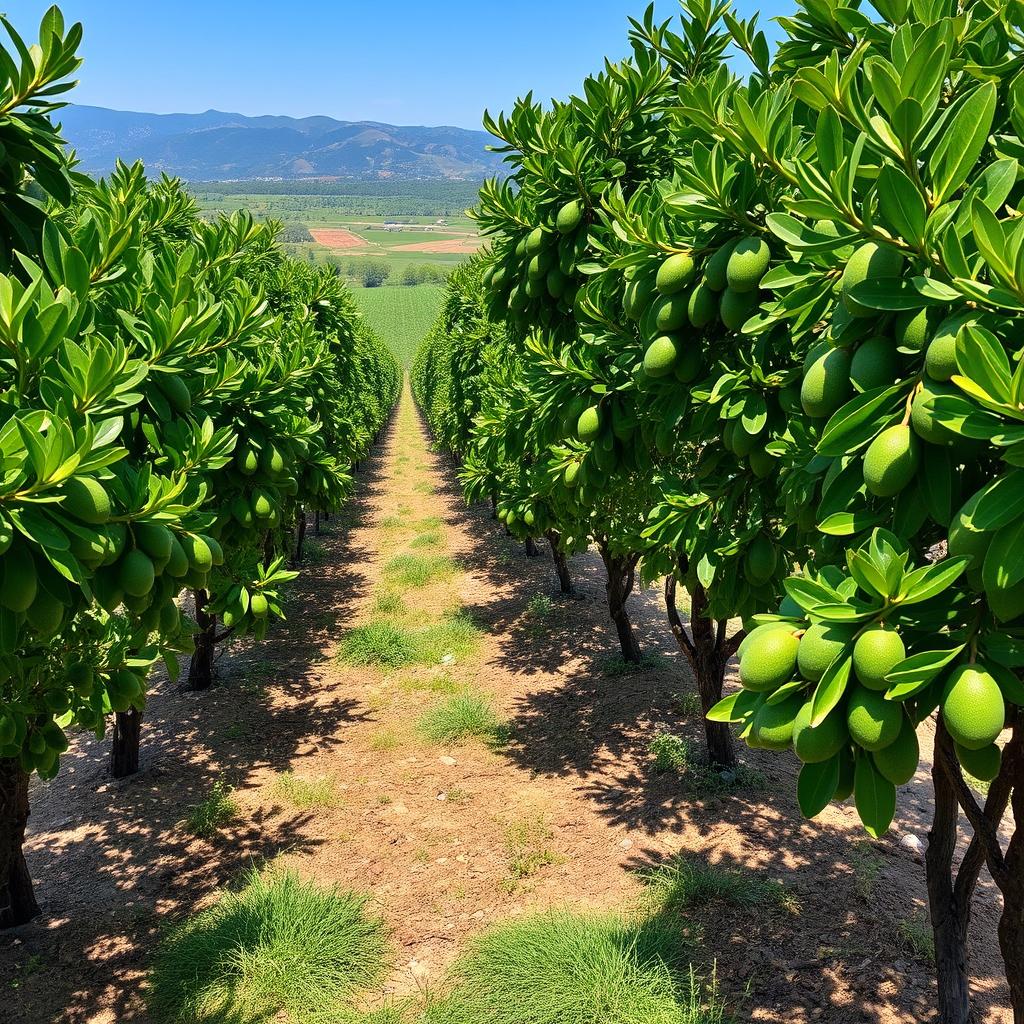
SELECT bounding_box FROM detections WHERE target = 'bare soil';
[389,239,481,254]
[309,228,367,250]
[0,390,1011,1023]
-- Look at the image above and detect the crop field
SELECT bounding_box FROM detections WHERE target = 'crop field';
[353,284,444,367]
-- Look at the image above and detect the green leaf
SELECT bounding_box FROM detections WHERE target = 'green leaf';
[877,164,926,244]
[929,83,997,203]
[798,756,841,819]
[817,383,908,457]
[854,755,897,838]
[783,577,842,613]
[884,647,964,702]
[810,654,852,727]
[899,558,967,605]
[971,470,1024,531]
[707,689,762,724]
[766,679,808,706]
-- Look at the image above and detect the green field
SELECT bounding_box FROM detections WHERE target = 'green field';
[353,284,445,368]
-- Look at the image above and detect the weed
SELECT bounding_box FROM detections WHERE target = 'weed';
[379,516,406,531]
[417,693,504,745]
[373,590,407,617]
[444,787,471,805]
[419,516,443,530]
[639,854,799,915]
[526,594,553,618]
[410,531,443,550]
[383,553,456,588]
[503,815,560,888]
[414,481,435,495]
[602,652,670,677]
[369,729,401,752]
[271,771,337,810]
[897,913,935,964]
[421,912,724,1024]
[186,781,239,838]
[850,840,885,902]
[340,615,480,670]
[648,733,764,795]
[222,722,248,741]
[673,691,703,718]
[303,539,328,565]
[148,869,389,1022]
[400,673,461,696]
[413,611,480,665]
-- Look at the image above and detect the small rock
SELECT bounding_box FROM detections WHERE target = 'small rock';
[440,755,457,766]
[392,803,408,815]
[472,910,485,920]
[900,833,924,860]
[436,792,447,801]
[456,854,469,863]
[619,838,634,851]
[441,654,454,665]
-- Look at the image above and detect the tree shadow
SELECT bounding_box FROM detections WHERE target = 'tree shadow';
[1,414,399,1024]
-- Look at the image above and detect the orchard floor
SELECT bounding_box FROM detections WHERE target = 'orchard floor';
[1,387,1012,1024]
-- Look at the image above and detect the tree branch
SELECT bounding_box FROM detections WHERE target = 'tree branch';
[664,573,697,670]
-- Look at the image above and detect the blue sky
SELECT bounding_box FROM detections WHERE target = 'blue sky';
[2,1,789,130]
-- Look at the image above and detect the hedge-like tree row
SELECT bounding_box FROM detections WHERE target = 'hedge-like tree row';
[413,1,1024,1019]
[0,9,399,929]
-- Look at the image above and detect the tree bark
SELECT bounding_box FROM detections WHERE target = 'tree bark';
[996,723,1024,1022]
[546,530,572,595]
[0,757,39,929]
[314,510,322,536]
[524,536,540,557]
[664,571,740,768]
[490,494,498,520]
[927,724,974,1024]
[294,506,307,565]
[187,588,215,691]
[109,710,142,778]
[598,542,641,663]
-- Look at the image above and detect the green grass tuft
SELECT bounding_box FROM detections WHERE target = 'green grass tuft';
[410,531,443,550]
[382,553,456,588]
[271,771,337,810]
[148,870,390,1022]
[373,590,407,617]
[417,692,505,745]
[648,733,764,794]
[897,912,935,964]
[639,854,799,915]
[422,912,724,1024]
[340,613,480,670]
[185,780,239,838]
[526,594,553,618]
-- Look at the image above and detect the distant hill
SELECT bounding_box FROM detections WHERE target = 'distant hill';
[57,105,506,182]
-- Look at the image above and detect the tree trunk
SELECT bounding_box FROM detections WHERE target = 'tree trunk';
[314,510,322,536]
[927,725,974,1024]
[0,758,39,929]
[996,724,1024,1022]
[525,536,540,557]
[546,530,572,595]
[490,494,498,520]
[664,572,739,768]
[109,710,142,778]
[187,588,215,691]
[598,543,641,663]
[294,506,307,566]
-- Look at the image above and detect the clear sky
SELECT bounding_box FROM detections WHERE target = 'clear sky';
[1,1,789,130]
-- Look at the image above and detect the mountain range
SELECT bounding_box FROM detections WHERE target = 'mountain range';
[56,105,506,182]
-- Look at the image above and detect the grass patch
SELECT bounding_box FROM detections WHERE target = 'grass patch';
[419,516,443,530]
[186,781,239,838]
[897,912,935,964]
[148,870,389,1023]
[422,912,724,1024]
[340,614,480,670]
[382,553,456,588]
[379,516,406,531]
[417,692,505,745]
[672,692,703,718]
[271,771,337,810]
[413,481,435,495]
[410,531,443,550]
[369,729,401,752]
[303,539,328,565]
[399,673,461,696]
[639,854,799,915]
[443,787,471,805]
[526,594,553,618]
[504,816,560,887]
[648,734,765,794]
[602,653,670,677]
[373,590,407,617]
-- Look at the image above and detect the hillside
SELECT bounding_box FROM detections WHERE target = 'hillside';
[58,104,506,181]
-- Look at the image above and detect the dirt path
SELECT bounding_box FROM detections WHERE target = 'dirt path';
[1,387,1011,1023]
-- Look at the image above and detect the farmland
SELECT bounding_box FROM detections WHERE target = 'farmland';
[353,284,445,367]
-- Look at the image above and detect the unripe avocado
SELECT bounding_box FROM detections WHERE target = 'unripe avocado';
[744,535,777,585]
[508,284,528,313]
[674,346,703,384]
[793,700,849,764]
[942,665,1005,750]
[894,308,934,353]
[752,693,803,751]
[69,530,108,569]
[925,313,972,381]
[687,281,718,328]
[955,741,1002,783]
[66,660,94,696]
[556,200,583,234]
[643,335,680,378]
[526,227,546,255]
[577,406,602,443]
[846,685,904,751]
[849,336,900,393]
[0,544,38,613]
[739,627,799,692]
[164,535,190,578]
[873,718,920,784]
[528,251,552,280]
[62,477,112,525]
[134,522,174,563]
[563,463,580,488]
[910,382,957,446]
[655,295,689,332]
[236,445,259,475]
[948,490,993,572]
[250,592,269,619]
[204,535,224,567]
[798,622,855,682]
[749,448,774,478]
[181,533,214,574]
[801,347,852,419]
[726,237,770,293]
[525,277,545,300]
[719,287,759,332]
[731,423,761,458]
[704,239,738,291]
[92,568,123,612]
[118,549,156,598]
[159,374,192,415]
[863,425,919,497]
[842,243,904,317]
[27,587,64,636]
[159,599,181,636]
[261,445,286,477]
[623,275,656,321]
[252,490,274,521]
[546,267,568,298]
[852,626,905,691]
[656,253,697,296]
